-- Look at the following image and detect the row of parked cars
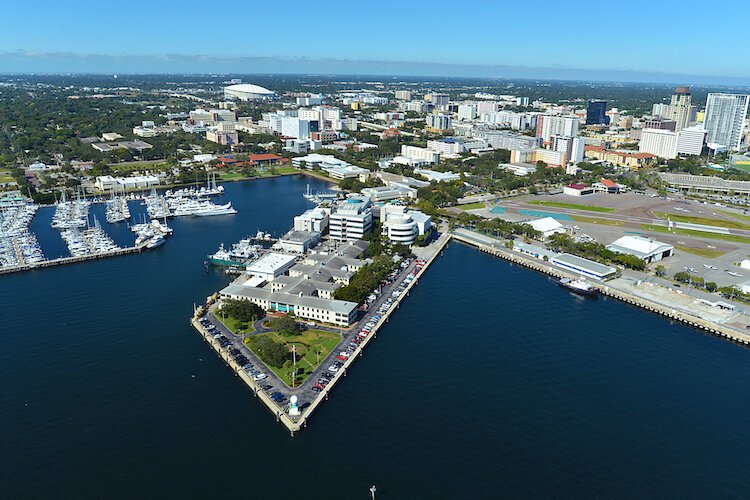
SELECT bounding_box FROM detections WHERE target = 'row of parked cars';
[198,316,268,382]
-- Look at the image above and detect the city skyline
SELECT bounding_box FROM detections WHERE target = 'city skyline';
[1,0,748,84]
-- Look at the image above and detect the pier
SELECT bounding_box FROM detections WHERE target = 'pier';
[451,229,750,347]
[0,244,146,275]
[190,232,452,435]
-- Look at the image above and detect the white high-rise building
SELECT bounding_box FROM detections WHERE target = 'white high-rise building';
[329,195,374,242]
[537,115,579,143]
[677,126,706,156]
[639,128,678,159]
[426,113,452,131]
[281,117,313,139]
[703,93,749,151]
[457,104,477,121]
[395,90,412,101]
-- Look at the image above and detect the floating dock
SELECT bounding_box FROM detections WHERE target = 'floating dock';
[0,244,146,275]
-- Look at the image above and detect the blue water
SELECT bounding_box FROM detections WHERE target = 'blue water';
[519,209,573,221]
[3,175,750,497]
[489,206,506,214]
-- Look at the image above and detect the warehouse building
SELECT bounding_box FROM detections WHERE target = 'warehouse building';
[606,235,674,263]
[550,253,617,280]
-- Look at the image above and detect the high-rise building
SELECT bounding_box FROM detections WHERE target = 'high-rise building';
[639,128,678,159]
[703,93,750,151]
[430,93,450,106]
[537,115,579,143]
[676,126,706,156]
[329,195,374,242]
[586,100,609,125]
[426,113,452,131]
[394,90,412,101]
[668,86,692,131]
[457,104,477,121]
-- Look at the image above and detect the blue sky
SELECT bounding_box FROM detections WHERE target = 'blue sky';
[0,0,747,83]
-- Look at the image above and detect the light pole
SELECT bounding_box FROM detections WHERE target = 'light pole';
[370,485,376,500]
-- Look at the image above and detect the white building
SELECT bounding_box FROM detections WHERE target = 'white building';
[281,117,313,140]
[457,104,477,121]
[329,195,374,241]
[703,93,749,151]
[381,205,432,245]
[426,138,466,156]
[639,128,679,159]
[224,83,276,101]
[500,163,537,176]
[413,168,460,182]
[245,253,297,280]
[527,217,565,240]
[276,230,321,254]
[294,207,330,233]
[606,235,674,264]
[426,113,452,131]
[677,126,706,156]
[361,185,417,202]
[95,175,161,191]
[395,90,412,100]
[537,115,579,143]
[400,145,440,164]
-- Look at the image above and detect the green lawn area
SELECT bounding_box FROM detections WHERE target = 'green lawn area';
[245,329,341,387]
[719,210,750,223]
[216,314,255,335]
[273,166,300,175]
[218,172,247,180]
[528,200,615,213]
[640,224,750,244]
[571,215,624,226]
[652,211,750,230]
[674,245,726,258]
[0,172,14,183]
[458,201,486,210]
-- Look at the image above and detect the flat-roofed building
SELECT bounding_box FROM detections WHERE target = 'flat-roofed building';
[550,253,617,280]
[658,172,750,195]
[220,283,357,326]
[276,230,321,254]
[329,195,373,241]
[245,253,297,280]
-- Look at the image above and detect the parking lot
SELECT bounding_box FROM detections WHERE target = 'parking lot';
[197,254,430,418]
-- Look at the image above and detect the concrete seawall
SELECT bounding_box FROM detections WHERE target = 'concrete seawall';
[190,232,452,435]
[451,231,750,347]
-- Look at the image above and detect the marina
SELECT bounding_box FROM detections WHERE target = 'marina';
[7,177,750,497]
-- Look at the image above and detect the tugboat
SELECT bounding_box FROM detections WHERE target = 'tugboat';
[559,276,598,297]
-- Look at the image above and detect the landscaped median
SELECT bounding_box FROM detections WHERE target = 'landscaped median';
[457,201,486,210]
[244,328,341,387]
[528,200,615,213]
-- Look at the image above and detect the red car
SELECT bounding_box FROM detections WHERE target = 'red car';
[336,355,348,362]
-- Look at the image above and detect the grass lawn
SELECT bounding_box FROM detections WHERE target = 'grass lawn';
[216,314,255,335]
[458,201,486,210]
[674,245,726,258]
[528,200,615,213]
[0,172,14,183]
[571,215,624,226]
[652,211,750,230]
[719,210,750,223]
[640,224,750,244]
[245,329,341,387]
[218,172,248,180]
[273,166,301,175]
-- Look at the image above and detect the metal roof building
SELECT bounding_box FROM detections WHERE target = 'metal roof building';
[606,235,674,263]
[224,83,276,101]
[551,253,617,280]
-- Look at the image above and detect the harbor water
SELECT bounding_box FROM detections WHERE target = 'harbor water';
[2,175,750,497]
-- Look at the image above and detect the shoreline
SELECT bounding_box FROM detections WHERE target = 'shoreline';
[451,230,750,347]
[191,232,451,435]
